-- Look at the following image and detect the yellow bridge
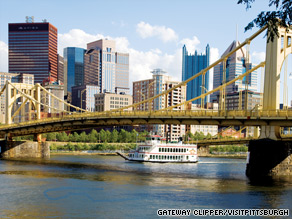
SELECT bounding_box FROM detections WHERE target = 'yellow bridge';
[1,24,292,143]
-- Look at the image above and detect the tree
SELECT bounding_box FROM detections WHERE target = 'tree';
[119,129,130,143]
[130,129,138,143]
[46,132,56,141]
[79,131,88,142]
[99,129,107,142]
[56,132,69,142]
[88,129,98,143]
[105,130,111,142]
[111,129,119,143]
[238,0,292,41]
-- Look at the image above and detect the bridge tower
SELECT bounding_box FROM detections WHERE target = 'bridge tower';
[247,25,292,177]
[260,25,292,139]
[1,81,49,159]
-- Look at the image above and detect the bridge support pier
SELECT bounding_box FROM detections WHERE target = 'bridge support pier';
[0,139,50,159]
[246,139,292,177]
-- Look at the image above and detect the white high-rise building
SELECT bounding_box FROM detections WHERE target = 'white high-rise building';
[85,39,129,94]
[133,69,186,142]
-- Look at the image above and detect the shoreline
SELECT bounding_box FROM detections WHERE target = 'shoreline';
[50,151,247,158]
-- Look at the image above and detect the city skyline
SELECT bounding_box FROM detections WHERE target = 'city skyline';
[0,1,269,76]
[0,0,291,102]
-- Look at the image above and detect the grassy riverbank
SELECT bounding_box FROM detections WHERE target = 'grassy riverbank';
[48,142,248,158]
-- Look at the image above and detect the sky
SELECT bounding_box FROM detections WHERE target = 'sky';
[0,0,291,103]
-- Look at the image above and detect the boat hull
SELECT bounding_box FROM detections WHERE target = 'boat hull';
[116,152,198,163]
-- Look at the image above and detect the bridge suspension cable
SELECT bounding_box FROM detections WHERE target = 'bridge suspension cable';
[110,25,267,113]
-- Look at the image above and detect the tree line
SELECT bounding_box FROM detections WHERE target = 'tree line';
[13,129,149,143]
[50,142,136,152]
[209,145,248,154]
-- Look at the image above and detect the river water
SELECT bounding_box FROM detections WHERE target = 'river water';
[0,155,291,218]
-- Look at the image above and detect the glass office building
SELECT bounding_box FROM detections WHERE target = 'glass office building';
[8,22,58,84]
[86,39,129,94]
[63,47,86,95]
[210,41,258,103]
[182,44,210,105]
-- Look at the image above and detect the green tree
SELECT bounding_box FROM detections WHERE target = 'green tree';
[88,129,98,143]
[130,129,138,143]
[238,0,291,42]
[138,130,149,142]
[111,129,119,143]
[105,130,111,142]
[99,129,107,142]
[193,131,205,140]
[119,129,131,143]
[46,132,56,141]
[79,131,88,142]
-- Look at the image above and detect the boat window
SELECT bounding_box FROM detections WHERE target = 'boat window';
[150,155,152,159]
[167,156,169,160]
[162,148,164,152]
[184,148,186,153]
[156,155,158,159]
[186,156,189,160]
[159,148,161,152]
[159,155,161,159]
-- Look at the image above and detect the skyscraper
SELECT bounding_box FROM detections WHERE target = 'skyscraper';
[57,54,64,83]
[84,49,100,87]
[8,19,58,84]
[63,47,86,96]
[210,41,258,103]
[133,69,186,141]
[115,52,129,94]
[182,44,210,104]
[85,39,129,93]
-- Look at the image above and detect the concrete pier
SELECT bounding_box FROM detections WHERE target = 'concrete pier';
[246,139,292,177]
[0,140,50,159]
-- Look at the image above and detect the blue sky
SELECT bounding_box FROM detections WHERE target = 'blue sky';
[0,0,291,103]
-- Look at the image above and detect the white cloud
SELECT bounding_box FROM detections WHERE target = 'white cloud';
[58,29,130,54]
[1,28,216,94]
[251,51,265,64]
[180,36,200,53]
[58,29,181,88]
[136,21,178,43]
[58,29,104,54]
[0,41,8,72]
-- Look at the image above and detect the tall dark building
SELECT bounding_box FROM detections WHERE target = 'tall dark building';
[182,44,210,105]
[63,47,85,96]
[8,21,58,84]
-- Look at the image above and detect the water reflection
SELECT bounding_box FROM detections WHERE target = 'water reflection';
[0,155,291,218]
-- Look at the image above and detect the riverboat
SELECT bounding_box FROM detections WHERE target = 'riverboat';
[117,135,198,163]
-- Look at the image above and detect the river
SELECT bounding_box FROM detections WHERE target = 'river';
[0,155,291,218]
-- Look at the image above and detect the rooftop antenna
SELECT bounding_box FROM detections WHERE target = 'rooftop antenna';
[236,24,238,44]
[25,16,34,23]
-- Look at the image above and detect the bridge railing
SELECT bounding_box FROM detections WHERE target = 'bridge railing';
[1,109,292,131]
